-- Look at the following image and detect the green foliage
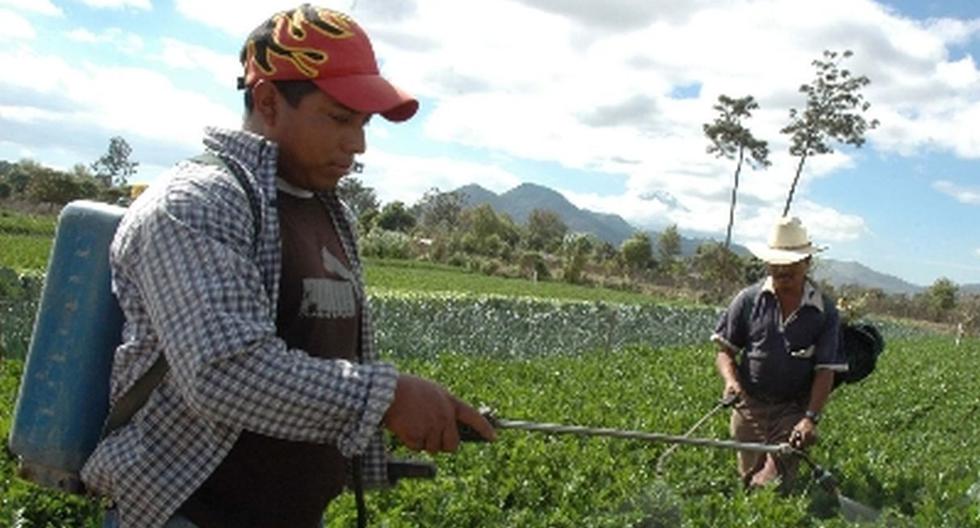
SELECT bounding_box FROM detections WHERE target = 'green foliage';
[926,277,957,315]
[525,209,568,253]
[337,176,380,220]
[0,208,56,272]
[657,225,681,262]
[376,201,417,233]
[0,267,43,360]
[325,334,977,527]
[414,188,465,236]
[90,136,138,188]
[360,229,413,260]
[690,242,744,301]
[621,232,654,275]
[781,50,879,216]
[460,204,521,258]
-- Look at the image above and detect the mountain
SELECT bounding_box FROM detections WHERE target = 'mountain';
[451,182,929,295]
[456,183,637,246]
[811,259,924,295]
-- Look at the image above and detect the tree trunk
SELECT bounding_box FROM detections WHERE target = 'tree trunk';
[725,146,745,249]
[783,150,809,216]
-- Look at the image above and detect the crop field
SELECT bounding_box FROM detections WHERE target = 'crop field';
[0,208,55,271]
[312,335,980,528]
[2,294,977,526]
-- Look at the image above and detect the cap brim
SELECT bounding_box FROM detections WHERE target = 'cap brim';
[314,75,418,122]
[749,243,824,265]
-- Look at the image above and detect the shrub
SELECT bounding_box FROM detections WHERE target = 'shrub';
[360,229,412,260]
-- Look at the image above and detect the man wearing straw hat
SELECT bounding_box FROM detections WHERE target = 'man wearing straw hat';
[711,217,848,489]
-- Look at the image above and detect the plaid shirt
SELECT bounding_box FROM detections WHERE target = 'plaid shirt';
[81,127,398,528]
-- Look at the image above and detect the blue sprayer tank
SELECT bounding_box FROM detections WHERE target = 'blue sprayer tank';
[9,200,126,493]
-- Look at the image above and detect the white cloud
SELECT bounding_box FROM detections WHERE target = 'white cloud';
[0,46,238,156]
[159,38,239,87]
[174,0,330,35]
[0,9,35,39]
[67,27,144,53]
[77,0,151,9]
[0,0,61,16]
[933,180,980,205]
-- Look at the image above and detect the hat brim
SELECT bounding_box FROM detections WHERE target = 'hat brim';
[749,243,824,265]
[314,75,419,122]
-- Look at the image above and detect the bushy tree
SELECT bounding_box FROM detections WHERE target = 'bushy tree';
[703,95,771,248]
[337,177,379,220]
[415,188,466,235]
[561,233,594,284]
[375,201,416,233]
[91,136,138,187]
[781,50,878,215]
[460,204,520,258]
[25,167,86,205]
[525,209,568,253]
[925,277,958,320]
[621,232,653,276]
[691,242,744,299]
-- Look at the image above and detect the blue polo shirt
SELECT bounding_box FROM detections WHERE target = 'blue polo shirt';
[712,278,848,402]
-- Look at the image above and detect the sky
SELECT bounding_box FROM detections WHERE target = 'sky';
[1,0,979,288]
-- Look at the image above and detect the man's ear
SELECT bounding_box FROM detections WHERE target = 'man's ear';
[251,79,280,129]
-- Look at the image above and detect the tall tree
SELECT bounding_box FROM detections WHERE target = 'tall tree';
[781,50,878,215]
[703,95,770,248]
[337,177,379,220]
[91,136,139,187]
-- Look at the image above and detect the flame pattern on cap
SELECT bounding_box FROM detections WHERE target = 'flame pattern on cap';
[246,5,355,81]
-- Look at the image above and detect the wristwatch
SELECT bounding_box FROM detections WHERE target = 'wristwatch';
[804,410,821,424]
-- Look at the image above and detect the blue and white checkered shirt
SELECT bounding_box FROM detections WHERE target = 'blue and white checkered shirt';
[81,127,398,528]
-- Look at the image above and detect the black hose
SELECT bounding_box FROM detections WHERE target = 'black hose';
[352,456,367,528]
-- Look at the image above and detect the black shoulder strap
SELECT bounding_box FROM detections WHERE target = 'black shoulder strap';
[100,354,168,437]
[101,152,263,438]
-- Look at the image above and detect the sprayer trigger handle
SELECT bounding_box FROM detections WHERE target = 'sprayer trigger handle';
[720,393,740,407]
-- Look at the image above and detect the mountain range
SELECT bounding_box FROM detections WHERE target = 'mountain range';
[453,182,953,295]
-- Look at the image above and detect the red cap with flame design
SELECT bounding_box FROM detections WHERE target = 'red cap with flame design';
[240,4,418,122]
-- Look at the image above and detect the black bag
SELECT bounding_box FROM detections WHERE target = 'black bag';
[833,322,885,388]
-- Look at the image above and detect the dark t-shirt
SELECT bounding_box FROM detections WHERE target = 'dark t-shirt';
[180,186,361,528]
[712,279,847,402]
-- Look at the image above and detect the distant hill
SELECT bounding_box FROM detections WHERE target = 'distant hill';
[812,259,924,295]
[451,182,931,295]
[455,183,637,246]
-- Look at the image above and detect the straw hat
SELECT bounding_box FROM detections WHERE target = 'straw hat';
[749,216,824,265]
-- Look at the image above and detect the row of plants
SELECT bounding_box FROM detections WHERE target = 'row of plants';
[1,260,932,362]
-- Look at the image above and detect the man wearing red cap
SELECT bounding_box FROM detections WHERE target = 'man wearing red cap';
[711,217,848,490]
[83,5,495,527]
